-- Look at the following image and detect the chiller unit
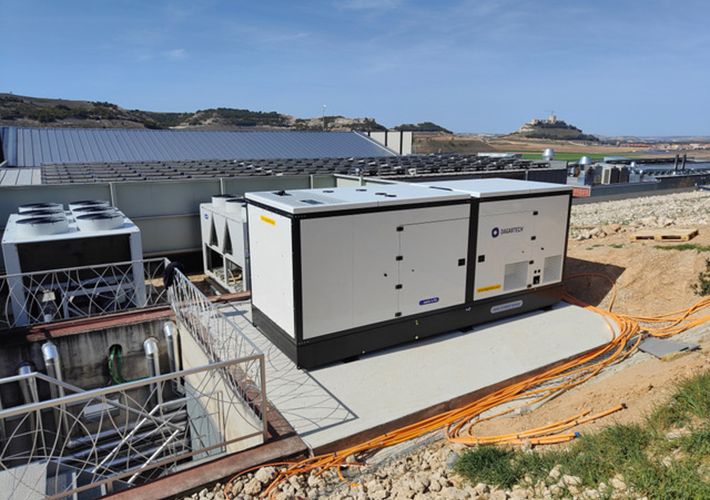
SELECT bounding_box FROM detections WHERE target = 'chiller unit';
[1,201,145,326]
[246,179,572,369]
[200,195,250,293]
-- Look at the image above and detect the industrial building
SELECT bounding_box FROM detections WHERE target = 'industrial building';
[0,126,614,500]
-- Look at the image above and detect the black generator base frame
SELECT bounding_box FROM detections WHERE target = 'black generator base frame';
[251,284,565,370]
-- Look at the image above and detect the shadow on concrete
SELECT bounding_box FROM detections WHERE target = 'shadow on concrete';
[218,302,359,435]
[564,256,626,308]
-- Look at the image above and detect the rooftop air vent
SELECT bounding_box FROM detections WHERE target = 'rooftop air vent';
[16,216,70,236]
[224,198,246,215]
[212,194,237,209]
[21,209,68,219]
[72,206,118,215]
[75,212,124,232]
[69,200,110,212]
[18,202,64,214]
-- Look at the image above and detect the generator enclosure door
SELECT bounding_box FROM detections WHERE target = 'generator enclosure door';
[473,194,569,301]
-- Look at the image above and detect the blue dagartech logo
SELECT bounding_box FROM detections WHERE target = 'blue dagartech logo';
[491,227,500,238]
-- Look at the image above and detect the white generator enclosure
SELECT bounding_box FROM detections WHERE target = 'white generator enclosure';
[200,196,250,293]
[246,179,572,369]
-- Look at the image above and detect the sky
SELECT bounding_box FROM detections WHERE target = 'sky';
[2,0,709,137]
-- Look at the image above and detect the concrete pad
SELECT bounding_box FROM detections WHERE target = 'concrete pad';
[220,301,614,454]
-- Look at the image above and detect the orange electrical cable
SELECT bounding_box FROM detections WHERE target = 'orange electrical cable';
[224,273,710,499]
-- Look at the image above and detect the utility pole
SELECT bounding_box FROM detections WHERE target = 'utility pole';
[322,105,327,131]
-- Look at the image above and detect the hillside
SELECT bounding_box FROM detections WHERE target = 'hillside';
[509,115,599,142]
[0,94,387,132]
[413,133,499,154]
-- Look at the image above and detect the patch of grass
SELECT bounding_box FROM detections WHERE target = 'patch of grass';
[453,445,522,489]
[679,428,710,455]
[654,243,710,252]
[692,259,710,296]
[562,424,652,488]
[626,459,710,500]
[454,370,710,499]
[609,244,623,249]
[586,244,604,250]
[650,372,710,428]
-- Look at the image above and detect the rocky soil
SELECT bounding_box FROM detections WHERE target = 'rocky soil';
[570,190,710,231]
[181,190,710,500]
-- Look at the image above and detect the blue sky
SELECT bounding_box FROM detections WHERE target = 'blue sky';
[2,0,709,136]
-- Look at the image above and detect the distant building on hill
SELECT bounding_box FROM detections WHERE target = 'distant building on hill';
[513,114,598,142]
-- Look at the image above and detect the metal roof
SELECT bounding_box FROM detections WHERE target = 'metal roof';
[0,127,396,168]
[0,167,42,186]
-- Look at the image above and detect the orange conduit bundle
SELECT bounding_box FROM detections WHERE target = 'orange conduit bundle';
[225,273,710,499]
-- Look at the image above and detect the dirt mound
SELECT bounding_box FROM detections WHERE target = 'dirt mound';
[472,225,710,440]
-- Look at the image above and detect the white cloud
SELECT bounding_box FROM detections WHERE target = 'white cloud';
[336,0,402,10]
[165,49,188,60]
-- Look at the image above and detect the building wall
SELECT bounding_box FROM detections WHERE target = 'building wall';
[178,321,265,453]
[366,131,413,155]
[0,317,168,408]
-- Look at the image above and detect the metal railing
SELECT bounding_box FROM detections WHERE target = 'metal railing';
[0,258,171,330]
[0,359,266,500]
[168,268,267,414]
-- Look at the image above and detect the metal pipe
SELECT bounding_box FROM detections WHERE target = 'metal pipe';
[91,402,162,475]
[682,154,687,171]
[42,341,70,438]
[0,358,247,420]
[674,154,679,172]
[143,338,162,407]
[126,428,182,485]
[0,389,5,444]
[17,362,39,435]
[65,412,188,461]
[163,321,183,394]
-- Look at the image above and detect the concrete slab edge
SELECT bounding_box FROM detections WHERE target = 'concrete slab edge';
[103,435,308,500]
[310,344,604,455]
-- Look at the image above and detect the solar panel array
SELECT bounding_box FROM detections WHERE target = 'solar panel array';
[41,155,550,184]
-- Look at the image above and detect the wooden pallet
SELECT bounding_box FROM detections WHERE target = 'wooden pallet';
[630,228,699,242]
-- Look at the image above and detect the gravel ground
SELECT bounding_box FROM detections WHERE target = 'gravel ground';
[179,190,710,500]
[570,190,710,230]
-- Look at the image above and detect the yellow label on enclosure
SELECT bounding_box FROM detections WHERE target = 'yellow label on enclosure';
[476,284,502,293]
[261,215,276,226]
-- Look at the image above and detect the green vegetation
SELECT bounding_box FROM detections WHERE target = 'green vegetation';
[609,244,624,249]
[0,96,164,126]
[144,111,193,128]
[1,94,389,131]
[454,370,710,499]
[655,243,710,253]
[393,121,452,134]
[692,258,710,296]
[211,108,289,127]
